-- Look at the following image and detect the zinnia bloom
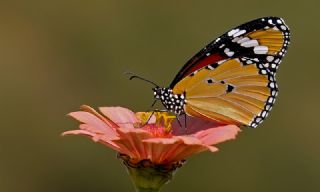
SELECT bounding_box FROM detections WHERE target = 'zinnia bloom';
[63,105,240,192]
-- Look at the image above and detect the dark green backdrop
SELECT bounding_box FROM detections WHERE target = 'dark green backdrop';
[1,0,319,192]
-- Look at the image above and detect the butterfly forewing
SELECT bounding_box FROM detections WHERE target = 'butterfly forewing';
[170,17,290,88]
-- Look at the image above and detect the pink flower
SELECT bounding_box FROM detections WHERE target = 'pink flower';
[63,105,241,165]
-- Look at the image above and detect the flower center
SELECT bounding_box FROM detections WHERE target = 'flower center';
[142,124,173,137]
[135,112,176,137]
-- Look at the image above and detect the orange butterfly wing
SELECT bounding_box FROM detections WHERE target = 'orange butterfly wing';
[170,17,290,128]
[173,58,276,128]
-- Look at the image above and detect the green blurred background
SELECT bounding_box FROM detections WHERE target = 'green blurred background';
[1,0,319,191]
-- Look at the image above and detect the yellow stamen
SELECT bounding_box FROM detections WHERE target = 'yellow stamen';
[135,112,176,132]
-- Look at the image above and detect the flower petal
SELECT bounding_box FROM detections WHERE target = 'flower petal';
[62,130,122,153]
[194,125,241,146]
[62,130,95,137]
[99,107,138,128]
[168,144,218,162]
[142,136,218,163]
[68,111,118,139]
[112,127,153,160]
[80,105,119,128]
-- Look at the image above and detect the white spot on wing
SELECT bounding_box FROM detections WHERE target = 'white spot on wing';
[233,29,246,37]
[254,46,268,54]
[217,60,225,64]
[256,117,262,123]
[269,82,275,88]
[224,48,234,57]
[228,28,240,36]
[272,90,277,96]
[251,123,258,128]
[266,105,271,110]
[207,65,214,70]
[262,111,267,117]
[226,51,234,57]
[237,37,250,44]
[267,56,274,62]
[268,97,274,103]
[241,39,259,48]
[232,37,241,42]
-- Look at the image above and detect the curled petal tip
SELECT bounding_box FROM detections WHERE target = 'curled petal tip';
[80,104,92,110]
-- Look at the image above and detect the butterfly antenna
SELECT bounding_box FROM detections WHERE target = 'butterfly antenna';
[124,72,159,87]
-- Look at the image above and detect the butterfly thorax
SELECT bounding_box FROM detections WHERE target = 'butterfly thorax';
[153,87,185,115]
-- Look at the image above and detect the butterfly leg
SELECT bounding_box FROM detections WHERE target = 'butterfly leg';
[143,109,168,126]
[145,100,157,112]
[176,114,187,129]
[144,110,155,125]
[175,115,183,128]
[151,100,157,107]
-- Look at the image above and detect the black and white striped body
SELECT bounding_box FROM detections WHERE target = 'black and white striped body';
[153,87,185,115]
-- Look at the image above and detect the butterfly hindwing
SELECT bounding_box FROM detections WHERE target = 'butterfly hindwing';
[173,58,278,128]
[170,17,290,87]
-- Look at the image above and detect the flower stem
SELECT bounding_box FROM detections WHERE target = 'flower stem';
[118,154,184,192]
[127,165,172,192]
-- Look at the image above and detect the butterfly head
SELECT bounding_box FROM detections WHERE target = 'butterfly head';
[152,87,162,99]
[153,87,185,115]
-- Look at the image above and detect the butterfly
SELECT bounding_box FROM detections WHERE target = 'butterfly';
[129,17,290,128]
